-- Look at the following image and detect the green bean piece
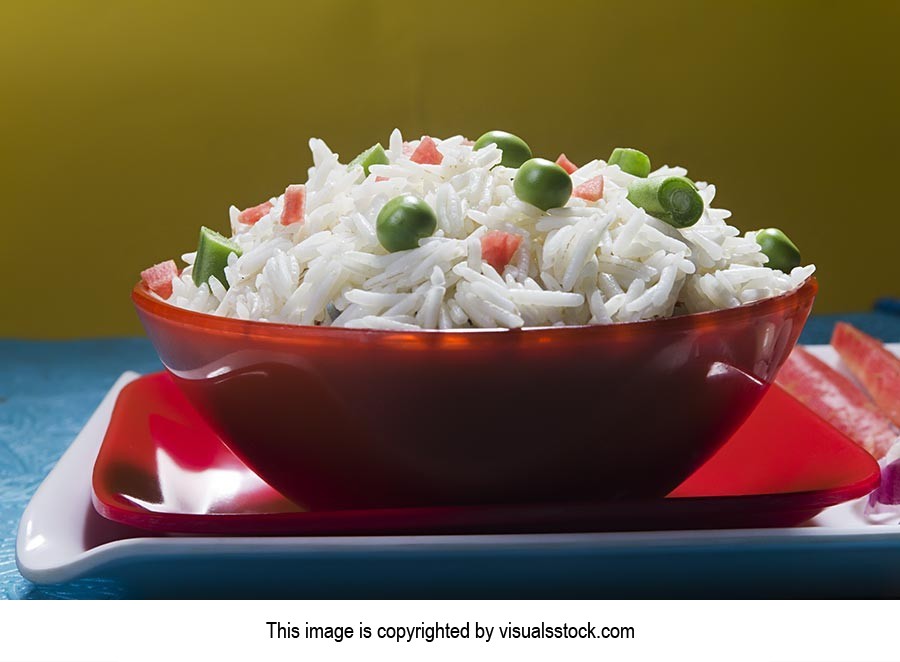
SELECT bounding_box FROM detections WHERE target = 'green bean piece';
[376,195,438,252]
[348,143,389,176]
[192,226,243,288]
[755,228,801,272]
[473,130,532,168]
[626,176,704,228]
[608,147,652,177]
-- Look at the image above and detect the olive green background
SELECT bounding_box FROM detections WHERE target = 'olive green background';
[2,1,898,338]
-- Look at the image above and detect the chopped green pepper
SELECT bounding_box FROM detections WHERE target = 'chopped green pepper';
[192,226,242,288]
[348,143,389,176]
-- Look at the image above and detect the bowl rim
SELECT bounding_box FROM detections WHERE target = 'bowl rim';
[133,276,817,340]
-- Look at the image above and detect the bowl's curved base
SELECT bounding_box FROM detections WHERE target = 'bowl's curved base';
[172,356,768,510]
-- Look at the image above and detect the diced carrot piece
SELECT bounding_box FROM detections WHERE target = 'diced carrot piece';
[375,176,389,182]
[237,200,274,226]
[555,153,578,174]
[776,346,897,458]
[281,184,306,226]
[832,322,900,427]
[141,260,178,299]
[410,136,443,165]
[573,176,605,202]
[481,231,524,273]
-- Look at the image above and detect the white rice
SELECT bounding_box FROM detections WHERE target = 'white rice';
[166,130,815,329]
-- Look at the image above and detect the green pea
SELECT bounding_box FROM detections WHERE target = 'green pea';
[348,143,389,176]
[755,228,801,272]
[473,130,532,168]
[192,226,242,288]
[513,158,573,211]
[376,195,438,252]
[608,147,652,177]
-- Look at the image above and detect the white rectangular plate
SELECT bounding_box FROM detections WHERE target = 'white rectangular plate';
[15,345,900,597]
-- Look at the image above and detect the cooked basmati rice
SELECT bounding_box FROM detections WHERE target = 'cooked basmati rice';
[165,130,815,329]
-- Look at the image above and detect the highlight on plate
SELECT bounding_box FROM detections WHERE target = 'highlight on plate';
[139,130,816,330]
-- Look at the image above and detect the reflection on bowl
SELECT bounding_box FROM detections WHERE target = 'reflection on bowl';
[133,277,817,510]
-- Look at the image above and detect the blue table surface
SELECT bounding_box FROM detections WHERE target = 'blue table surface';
[2,312,899,600]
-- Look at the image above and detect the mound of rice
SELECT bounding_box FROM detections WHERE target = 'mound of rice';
[165,130,815,330]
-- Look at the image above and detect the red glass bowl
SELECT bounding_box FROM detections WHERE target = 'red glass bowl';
[133,277,817,510]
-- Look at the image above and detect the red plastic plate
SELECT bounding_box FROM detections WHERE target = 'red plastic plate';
[92,372,880,535]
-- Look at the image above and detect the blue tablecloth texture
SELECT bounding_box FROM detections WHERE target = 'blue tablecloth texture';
[2,312,899,599]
